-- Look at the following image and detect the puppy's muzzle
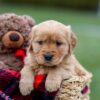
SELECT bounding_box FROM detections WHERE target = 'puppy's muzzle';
[44,52,53,62]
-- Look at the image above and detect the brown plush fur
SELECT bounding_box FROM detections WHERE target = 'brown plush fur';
[19,20,90,96]
[0,13,35,71]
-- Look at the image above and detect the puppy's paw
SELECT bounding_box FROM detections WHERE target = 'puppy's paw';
[45,79,61,92]
[19,79,33,96]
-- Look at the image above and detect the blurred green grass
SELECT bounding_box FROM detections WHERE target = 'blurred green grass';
[0,3,100,100]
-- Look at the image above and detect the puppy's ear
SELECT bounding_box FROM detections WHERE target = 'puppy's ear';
[28,25,37,52]
[70,32,77,48]
[28,44,33,52]
[29,26,36,40]
[66,25,77,55]
[66,25,77,48]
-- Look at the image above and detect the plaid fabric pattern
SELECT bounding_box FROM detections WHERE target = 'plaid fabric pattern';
[0,69,55,100]
[0,90,12,100]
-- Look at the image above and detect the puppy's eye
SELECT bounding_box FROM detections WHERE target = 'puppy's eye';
[37,41,43,45]
[56,41,63,46]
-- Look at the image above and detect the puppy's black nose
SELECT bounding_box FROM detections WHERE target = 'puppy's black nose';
[44,52,53,61]
[9,33,20,41]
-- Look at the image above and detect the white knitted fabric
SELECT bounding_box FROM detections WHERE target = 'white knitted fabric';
[55,73,92,100]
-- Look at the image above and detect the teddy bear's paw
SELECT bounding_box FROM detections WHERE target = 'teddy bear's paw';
[45,79,61,92]
[19,79,34,96]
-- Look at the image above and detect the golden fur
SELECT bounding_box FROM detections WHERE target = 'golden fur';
[19,20,89,96]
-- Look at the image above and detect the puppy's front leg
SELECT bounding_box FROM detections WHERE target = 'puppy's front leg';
[19,65,34,96]
[45,67,63,92]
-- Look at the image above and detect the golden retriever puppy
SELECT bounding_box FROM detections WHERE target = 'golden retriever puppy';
[19,20,89,96]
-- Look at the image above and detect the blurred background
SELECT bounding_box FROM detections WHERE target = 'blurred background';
[0,0,100,100]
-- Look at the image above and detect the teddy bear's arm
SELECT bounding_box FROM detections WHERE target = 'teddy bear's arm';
[0,61,10,69]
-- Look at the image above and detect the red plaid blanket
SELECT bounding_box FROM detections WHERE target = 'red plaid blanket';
[0,69,56,100]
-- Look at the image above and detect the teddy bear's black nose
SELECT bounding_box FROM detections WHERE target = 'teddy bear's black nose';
[44,52,53,61]
[9,33,20,41]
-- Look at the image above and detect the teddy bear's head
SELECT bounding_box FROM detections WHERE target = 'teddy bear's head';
[0,13,35,53]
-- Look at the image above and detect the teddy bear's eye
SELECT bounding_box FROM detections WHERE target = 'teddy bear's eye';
[56,41,63,46]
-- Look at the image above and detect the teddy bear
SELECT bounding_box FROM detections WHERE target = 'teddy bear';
[0,13,35,71]
[0,13,36,100]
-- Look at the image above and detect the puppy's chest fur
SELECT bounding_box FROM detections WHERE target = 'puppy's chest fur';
[33,61,77,77]
[34,66,52,75]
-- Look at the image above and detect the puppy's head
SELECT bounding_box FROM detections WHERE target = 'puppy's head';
[29,20,77,67]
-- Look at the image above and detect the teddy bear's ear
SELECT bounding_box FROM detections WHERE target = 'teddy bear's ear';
[23,15,36,27]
